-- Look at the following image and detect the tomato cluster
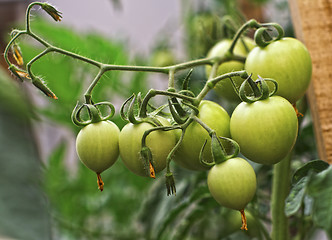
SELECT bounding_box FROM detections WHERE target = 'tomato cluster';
[72,21,311,231]
[1,2,314,236]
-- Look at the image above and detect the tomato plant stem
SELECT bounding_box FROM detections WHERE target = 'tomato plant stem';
[271,152,291,240]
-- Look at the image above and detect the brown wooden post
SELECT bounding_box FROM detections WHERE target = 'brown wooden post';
[289,0,332,163]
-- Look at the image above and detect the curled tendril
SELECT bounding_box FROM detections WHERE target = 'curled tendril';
[120,94,135,122]
[263,78,279,97]
[94,101,115,121]
[120,94,141,124]
[71,101,116,127]
[200,133,240,167]
[239,75,275,103]
[168,99,188,124]
[182,68,194,90]
[254,23,284,47]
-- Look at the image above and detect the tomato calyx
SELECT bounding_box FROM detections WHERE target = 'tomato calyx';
[254,23,284,48]
[140,146,156,179]
[200,131,240,167]
[72,101,115,127]
[239,75,278,103]
[165,172,176,196]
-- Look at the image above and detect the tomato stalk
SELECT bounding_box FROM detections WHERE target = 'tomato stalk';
[240,209,248,231]
[196,70,247,102]
[271,152,292,240]
[228,19,260,55]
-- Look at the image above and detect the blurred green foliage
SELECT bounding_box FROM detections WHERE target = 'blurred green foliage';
[0,69,51,240]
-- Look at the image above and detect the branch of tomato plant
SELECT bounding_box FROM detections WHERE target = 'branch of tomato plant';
[271,152,292,240]
[138,89,197,118]
[196,70,248,102]
[5,2,255,105]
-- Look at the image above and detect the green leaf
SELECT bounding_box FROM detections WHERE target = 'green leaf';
[285,160,329,218]
[285,177,309,217]
[0,107,51,240]
[292,159,329,184]
[307,166,332,234]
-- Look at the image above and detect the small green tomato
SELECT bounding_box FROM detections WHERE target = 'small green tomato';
[76,120,120,174]
[207,157,256,211]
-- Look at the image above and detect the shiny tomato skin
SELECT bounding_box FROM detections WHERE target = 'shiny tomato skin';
[245,37,312,103]
[230,96,298,164]
[207,157,257,210]
[119,117,176,177]
[173,100,230,171]
[76,120,120,173]
[206,38,255,102]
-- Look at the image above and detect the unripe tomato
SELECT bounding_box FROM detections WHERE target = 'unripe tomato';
[76,120,120,173]
[245,37,312,103]
[173,100,230,171]
[119,117,176,177]
[230,96,298,164]
[222,210,261,238]
[205,38,255,102]
[207,157,256,210]
[151,49,176,67]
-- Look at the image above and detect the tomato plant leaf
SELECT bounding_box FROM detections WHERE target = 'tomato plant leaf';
[285,176,309,217]
[307,166,332,235]
[292,159,329,184]
[0,106,51,240]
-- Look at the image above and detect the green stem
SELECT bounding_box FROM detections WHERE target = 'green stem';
[168,68,175,88]
[271,152,292,240]
[138,89,196,118]
[26,48,52,78]
[229,19,260,54]
[3,31,25,66]
[26,2,44,32]
[196,70,247,102]
[84,68,105,103]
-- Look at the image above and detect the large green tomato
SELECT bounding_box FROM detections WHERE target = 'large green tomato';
[76,120,120,174]
[207,157,257,210]
[206,38,255,102]
[245,37,312,103]
[119,117,176,177]
[173,100,230,171]
[230,96,298,164]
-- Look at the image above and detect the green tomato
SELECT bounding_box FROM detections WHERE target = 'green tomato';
[230,96,298,164]
[76,120,120,173]
[206,38,255,102]
[119,117,176,177]
[151,49,176,67]
[222,209,262,238]
[207,157,257,210]
[173,100,230,171]
[245,37,312,103]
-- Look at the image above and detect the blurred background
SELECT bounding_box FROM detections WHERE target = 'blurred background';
[0,0,324,239]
